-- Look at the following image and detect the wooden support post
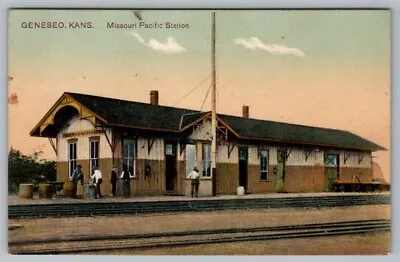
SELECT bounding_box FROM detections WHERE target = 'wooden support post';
[211,12,217,197]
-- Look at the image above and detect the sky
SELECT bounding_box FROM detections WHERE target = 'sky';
[8,9,391,181]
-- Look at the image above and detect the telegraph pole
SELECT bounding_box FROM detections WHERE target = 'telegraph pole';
[211,12,217,196]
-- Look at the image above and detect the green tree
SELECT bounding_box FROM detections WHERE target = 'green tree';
[8,148,56,194]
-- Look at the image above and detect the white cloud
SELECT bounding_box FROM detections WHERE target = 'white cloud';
[234,37,305,57]
[129,32,187,54]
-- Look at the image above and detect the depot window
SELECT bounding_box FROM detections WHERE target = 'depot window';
[260,149,269,181]
[89,138,99,175]
[123,139,136,177]
[202,143,211,177]
[68,140,77,178]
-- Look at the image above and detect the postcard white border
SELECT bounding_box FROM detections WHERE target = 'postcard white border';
[1,1,398,262]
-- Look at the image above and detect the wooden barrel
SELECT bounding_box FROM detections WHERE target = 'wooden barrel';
[19,184,33,199]
[39,183,52,199]
[63,181,77,197]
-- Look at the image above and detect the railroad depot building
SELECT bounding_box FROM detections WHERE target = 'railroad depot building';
[30,91,385,197]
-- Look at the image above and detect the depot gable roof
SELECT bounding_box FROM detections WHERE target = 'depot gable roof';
[30,92,385,151]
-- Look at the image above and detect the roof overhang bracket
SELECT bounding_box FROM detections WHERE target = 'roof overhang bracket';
[285,148,292,161]
[305,150,312,162]
[101,126,116,153]
[344,153,350,164]
[148,139,155,155]
[358,152,364,164]
[48,138,57,157]
[228,143,236,159]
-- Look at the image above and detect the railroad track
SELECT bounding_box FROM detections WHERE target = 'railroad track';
[8,194,390,219]
[9,219,391,254]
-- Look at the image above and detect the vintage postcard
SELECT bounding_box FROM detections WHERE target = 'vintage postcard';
[8,9,390,255]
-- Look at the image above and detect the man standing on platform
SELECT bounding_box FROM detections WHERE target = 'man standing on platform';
[71,165,84,185]
[69,164,84,197]
[110,166,118,197]
[186,167,200,198]
[91,166,103,199]
[120,165,134,198]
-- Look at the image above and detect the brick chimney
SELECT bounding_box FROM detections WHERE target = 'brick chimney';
[150,90,159,105]
[242,105,249,118]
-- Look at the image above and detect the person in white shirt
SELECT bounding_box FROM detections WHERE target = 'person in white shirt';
[120,165,134,198]
[90,166,103,199]
[186,167,200,198]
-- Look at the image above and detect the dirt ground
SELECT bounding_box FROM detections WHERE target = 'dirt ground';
[8,204,391,255]
[95,232,390,255]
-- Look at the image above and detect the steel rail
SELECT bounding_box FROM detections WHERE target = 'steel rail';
[9,219,389,245]
[9,219,390,255]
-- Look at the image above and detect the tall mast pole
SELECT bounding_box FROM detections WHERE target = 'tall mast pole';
[211,12,217,196]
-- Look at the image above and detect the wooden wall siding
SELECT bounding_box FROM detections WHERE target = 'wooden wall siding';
[268,147,278,165]
[340,151,371,168]
[338,167,373,183]
[217,142,238,164]
[111,138,185,195]
[247,166,277,193]
[57,161,69,183]
[195,141,204,174]
[216,163,239,194]
[189,119,212,141]
[217,143,281,165]
[177,142,185,161]
[283,166,326,193]
[324,149,372,168]
[57,158,114,194]
[137,138,165,160]
[176,160,186,195]
[285,149,324,166]
[98,158,113,195]
[57,116,113,161]
[113,138,123,161]
[132,159,166,196]
[63,115,94,133]
[199,180,213,196]
[247,146,259,165]
[215,145,370,169]
[57,133,67,162]
[134,159,186,196]
[58,157,184,196]
[245,164,325,194]
[57,160,90,182]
